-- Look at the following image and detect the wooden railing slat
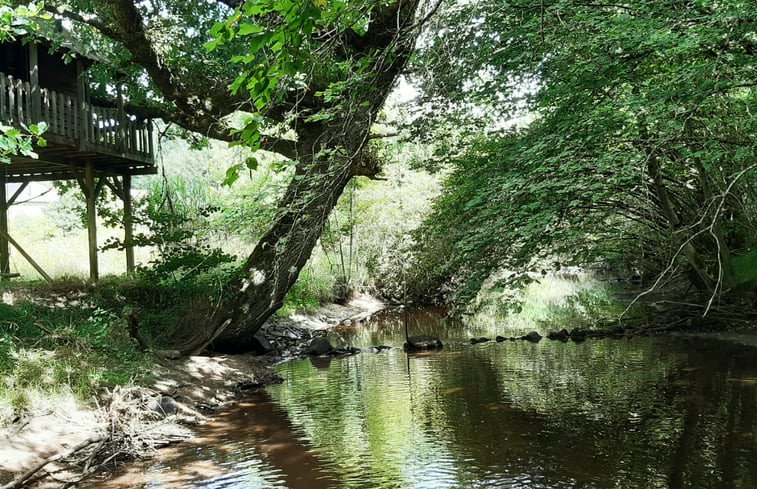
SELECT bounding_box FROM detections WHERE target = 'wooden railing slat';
[0,74,6,122]
[23,81,31,124]
[51,91,58,134]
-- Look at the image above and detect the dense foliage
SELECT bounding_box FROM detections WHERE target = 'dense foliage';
[410,0,757,310]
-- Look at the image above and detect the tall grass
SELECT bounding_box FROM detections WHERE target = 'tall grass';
[7,213,153,279]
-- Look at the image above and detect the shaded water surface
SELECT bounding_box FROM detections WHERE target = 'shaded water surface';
[99,309,757,488]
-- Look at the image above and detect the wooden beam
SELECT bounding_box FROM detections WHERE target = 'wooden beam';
[0,175,9,278]
[94,176,106,199]
[123,174,135,275]
[7,182,29,206]
[0,228,53,283]
[84,161,99,282]
[28,43,41,122]
[102,176,124,199]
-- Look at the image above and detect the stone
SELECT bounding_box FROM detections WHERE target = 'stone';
[547,329,570,342]
[249,332,274,355]
[496,336,506,342]
[149,395,178,417]
[308,337,334,356]
[309,355,332,370]
[523,331,542,343]
[570,329,587,343]
[469,337,490,344]
[155,349,182,360]
[404,334,443,351]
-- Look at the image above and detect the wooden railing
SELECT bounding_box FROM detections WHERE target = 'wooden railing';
[0,72,153,161]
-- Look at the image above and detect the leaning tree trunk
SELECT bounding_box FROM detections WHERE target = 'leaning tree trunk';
[174,1,423,354]
[208,136,361,353]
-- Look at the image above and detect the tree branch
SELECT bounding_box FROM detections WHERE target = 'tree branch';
[41,5,121,40]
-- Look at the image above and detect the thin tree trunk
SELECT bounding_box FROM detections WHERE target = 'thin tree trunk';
[644,143,715,292]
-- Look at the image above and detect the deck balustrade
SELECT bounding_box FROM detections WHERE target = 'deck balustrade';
[0,72,153,160]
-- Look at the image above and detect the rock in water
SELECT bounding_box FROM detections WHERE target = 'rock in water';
[308,337,334,356]
[470,337,490,344]
[547,329,570,342]
[404,335,443,351]
[523,331,543,343]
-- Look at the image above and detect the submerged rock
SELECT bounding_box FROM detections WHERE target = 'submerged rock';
[404,335,443,351]
[309,355,332,369]
[496,336,506,342]
[570,329,587,343]
[547,329,570,342]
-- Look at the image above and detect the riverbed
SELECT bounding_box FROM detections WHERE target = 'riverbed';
[97,308,757,488]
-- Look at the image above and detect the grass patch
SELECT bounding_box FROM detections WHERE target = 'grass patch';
[0,270,237,424]
[0,293,154,423]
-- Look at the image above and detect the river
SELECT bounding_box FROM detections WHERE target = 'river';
[98,308,757,488]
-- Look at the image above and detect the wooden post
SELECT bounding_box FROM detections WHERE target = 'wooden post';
[84,162,99,282]
[28,42,41,122]
[0,174,9,279]
[123,174,135,275]
[147,120,154,157]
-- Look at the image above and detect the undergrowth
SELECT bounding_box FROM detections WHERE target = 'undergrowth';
[0,270,235,424]
[473,272,637,334]
[277,260,337,317]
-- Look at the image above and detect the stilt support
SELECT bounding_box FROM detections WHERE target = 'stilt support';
[80,161,102,283]
[122,174,135,275]
[0,175,9,279]
[0,227,52,282]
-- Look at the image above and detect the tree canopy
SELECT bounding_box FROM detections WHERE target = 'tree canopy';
[409,0,756,311]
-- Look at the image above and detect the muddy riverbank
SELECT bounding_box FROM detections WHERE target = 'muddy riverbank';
[0,295,384,488]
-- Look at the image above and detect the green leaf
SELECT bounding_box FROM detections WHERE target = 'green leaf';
[237,23,264,36]
[222,164,242,186]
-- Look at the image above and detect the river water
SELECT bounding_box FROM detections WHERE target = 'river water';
[99,308,757,488]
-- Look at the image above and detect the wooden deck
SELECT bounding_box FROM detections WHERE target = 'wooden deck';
[0,71,155,182]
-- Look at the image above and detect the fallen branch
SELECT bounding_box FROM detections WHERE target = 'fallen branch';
[56,450,124,489]
[0,435,106,489]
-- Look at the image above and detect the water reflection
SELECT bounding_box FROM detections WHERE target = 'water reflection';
[97,309,757,488]
[96,393,335,489]
[271,311,757,489]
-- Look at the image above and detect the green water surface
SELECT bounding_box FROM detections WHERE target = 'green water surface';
[100,309,757,488]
